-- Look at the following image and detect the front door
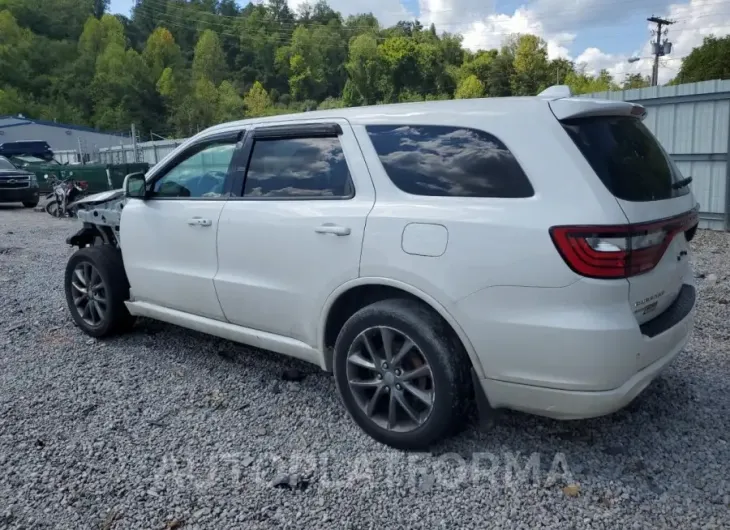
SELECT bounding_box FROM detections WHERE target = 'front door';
[214,119,376,346]
[120,132,241,320]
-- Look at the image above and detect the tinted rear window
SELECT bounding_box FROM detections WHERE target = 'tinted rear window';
[562,116,689,202]
[366,125,534,198]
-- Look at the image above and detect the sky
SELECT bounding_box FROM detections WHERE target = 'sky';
[109,0,730,84]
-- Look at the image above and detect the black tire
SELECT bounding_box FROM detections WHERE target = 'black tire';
[22,200,39,208]
[333,298,472,450]
[45,200,60,217]
[64,245,136,337]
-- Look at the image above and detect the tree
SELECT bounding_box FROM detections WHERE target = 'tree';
[143,27,182,83]
[675,35,730,84]
[93,0,109,19]
[379,36,420,102]
[0,10,34,89]
[244,81,272,117]
[455,74,485,99]
[344,33,382,106]
[565,66,618,94]
[216,80,245,122]
[512,34,550,96]
[192,29,227,85]
[622,73,650,89]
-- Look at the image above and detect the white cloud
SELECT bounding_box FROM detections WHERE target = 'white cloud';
[419,0,730,85]
[419,2,574,59]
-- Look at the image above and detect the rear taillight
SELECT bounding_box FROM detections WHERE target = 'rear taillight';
[550,208,699,279]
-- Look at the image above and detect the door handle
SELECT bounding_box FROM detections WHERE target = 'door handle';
[188,217,212,227]
[315,224,351,236]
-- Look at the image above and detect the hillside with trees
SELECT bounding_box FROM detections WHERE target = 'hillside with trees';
[0,0,725,137]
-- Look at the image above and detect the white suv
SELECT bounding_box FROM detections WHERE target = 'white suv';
[64,86,698,450]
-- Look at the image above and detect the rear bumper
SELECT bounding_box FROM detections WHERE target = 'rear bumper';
[454,277,695,419]
[0,187,39,203]
[479,327,688,419]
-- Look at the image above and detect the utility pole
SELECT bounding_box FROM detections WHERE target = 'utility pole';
[131,123,138,163]
[647,16,674,86]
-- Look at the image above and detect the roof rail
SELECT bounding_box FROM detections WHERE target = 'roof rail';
[537,85,573,99]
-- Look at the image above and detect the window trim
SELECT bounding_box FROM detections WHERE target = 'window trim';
[365,124,535,199]
[144,129,244,201]
[228,123,356,201]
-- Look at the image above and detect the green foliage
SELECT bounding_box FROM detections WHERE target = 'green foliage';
[192,29,227,86]
[455,75,485,99]
[622,73,650,90]
[244,81,272,117]
[3,0,714,138]
[143,27,182,83]
[512,34,550,96]
[318,96,345,110]
[565,67,619,94]
[675,35,730,84]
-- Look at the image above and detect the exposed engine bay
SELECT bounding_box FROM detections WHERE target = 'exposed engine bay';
[65,189,127,248]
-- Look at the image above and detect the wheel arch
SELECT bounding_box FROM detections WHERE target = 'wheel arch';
[318,277,484,378]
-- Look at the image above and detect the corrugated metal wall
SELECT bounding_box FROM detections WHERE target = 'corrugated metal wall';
[581,80,730,230]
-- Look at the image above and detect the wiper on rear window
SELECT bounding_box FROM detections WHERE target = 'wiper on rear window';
[672,176,693,190]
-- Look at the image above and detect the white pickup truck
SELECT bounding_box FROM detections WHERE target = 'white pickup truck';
[64,90,698,449]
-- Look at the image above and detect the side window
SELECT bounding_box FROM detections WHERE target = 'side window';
[242,136,353,199]
[366,125,534,198]
[150,142,237,199]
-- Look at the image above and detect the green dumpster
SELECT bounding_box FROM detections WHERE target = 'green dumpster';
[23,162,149,194]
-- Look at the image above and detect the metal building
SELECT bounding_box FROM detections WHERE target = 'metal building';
[0,115,125,155]
[581,80,730,231]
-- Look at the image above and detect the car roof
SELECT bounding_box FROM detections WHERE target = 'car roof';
[204,96,553,134]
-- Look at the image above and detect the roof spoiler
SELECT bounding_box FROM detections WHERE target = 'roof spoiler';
[537,85,573,100]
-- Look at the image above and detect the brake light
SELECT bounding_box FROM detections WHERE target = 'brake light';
[550,208,698,279]
[78,181,88,190]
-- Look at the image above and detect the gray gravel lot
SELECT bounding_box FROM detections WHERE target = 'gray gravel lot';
[1,205,729,529]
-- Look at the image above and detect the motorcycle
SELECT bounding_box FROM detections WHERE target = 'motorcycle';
[45,177,88,218]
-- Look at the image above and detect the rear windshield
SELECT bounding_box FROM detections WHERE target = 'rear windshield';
[562,116,689,202]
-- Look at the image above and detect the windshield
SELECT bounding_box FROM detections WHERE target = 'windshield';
[562,116,690,202]
[0,156,16,170]
[11,155,56,165]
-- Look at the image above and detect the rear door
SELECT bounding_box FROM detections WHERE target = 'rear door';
[556,106,697,329]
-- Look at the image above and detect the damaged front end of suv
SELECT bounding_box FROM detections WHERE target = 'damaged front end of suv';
[65,189,127,249]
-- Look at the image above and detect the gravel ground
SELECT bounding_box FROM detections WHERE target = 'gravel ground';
[1,205,729,530]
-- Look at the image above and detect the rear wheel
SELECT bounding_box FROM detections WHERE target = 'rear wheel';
[22,200,38,208]
[333,298,472,450]
[64,245,136,337]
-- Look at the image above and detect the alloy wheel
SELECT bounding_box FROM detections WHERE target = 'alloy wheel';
[346,326,435,432]
[70,262,107,327]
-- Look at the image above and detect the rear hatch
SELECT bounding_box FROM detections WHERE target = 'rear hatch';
[550,99,698,333]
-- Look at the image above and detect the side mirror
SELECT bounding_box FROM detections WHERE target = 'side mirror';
[123,172,147,199]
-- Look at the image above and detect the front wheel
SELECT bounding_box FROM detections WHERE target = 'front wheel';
[333,298,472,450]
[64,245,136,337]
[45,200,61,217]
